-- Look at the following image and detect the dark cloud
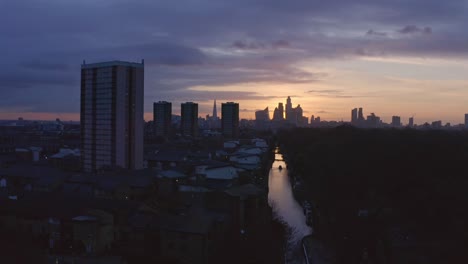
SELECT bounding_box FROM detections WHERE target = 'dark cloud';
[232,40,290,50]
[153,90,284,103]
[308,89,343,94]
[69,42,207,66]
[0,71,76,89]
[398,25,432,35]
[1,0,467,115]
[272,40,291,48]
[232,41,265,50]
[20,60,70,71]
[366,30,387,37]
[129,43,207,66]
[307,89,371,99]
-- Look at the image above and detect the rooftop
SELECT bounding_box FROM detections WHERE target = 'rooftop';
[81,60,144,69]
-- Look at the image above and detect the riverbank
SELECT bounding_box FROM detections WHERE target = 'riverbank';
[278,127,468,263]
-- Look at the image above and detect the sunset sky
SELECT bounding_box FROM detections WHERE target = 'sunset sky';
[1,0,468,124]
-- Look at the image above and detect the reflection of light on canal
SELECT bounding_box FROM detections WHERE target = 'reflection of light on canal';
[268,150,312,263]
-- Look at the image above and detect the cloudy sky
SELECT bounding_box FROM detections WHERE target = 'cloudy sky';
[1,0,468,124]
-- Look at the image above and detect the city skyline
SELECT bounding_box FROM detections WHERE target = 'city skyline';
[1,1,468,124]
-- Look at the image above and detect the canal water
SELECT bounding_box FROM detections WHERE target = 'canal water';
[268,151,312,263]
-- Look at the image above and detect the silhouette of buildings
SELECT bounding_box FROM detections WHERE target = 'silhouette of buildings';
[350,107,367,127]
[358,108,365,122]
[181,102,198,137]
[222,102,239,138]
[81,60,144,172]
[285,96,293,121]
[272,103,284,121]
[283,96,305,126]
[351,108,358,124]
[213,99,218,119]
[432,120,442,129]
[255,107,270,121]
[391,116,401,127]
[310,116,321,127]
[153,101,172,137]
[255,107,270,130]
[278,103,284,120]
[465,114,468,128]
[205,100,220,129]
[366,113,381,128]
[409,117,414,127]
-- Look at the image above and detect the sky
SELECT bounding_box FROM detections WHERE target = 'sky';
[1,0,468,124]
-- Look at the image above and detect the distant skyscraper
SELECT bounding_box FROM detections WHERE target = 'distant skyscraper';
[213,99,218,119]
[81,60,144,172]
[315,116,321,124]
[358,108,364,121]
[351,108,358,124]
[286,96,292,121]
[366,113,380,128]
[272,107,280,121]
[465,114,468,128]
[432,120,442,129]
[278,103,284,120]
[296,105,303,118]
[153,101,172,137]
[222,102,239,138]
[273,103,285,121]
[391,116,401,127]
[181,102,198,137]
[295,104,304,126]
[409,117,414,127]
[255,107,270,121]
[255,107,270,129]
[300,116,309,127]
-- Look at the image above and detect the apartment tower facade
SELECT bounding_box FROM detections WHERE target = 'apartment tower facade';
[222,102,239,138]
[81,60,144,172]
[153,101,172,137]
[181,102,198,137]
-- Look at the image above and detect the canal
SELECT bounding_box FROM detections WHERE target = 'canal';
[268,151,312,263]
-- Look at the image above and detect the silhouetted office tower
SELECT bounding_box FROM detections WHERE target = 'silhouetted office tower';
[272,107,281,121]
[301,116,309,126]
[367,113,380,128]
[432,120,442,129]
[255,107,270,121]
[278,103,284,120]
[273,103,284,121]
[81,60,144,172]
[311,115,321,126]
[153,101,172,137]
[295,104,304,126]
[213,99,218,119]
[181,102,198,137]
[358,108,364,121]
[255,107,270,129]
[285,96,292,120]
[391,116,401,127]
[465,114,468,128]
[296,105,303,119]
[222,102,239,138]
[351,108,358,124]
[409,117,414,127]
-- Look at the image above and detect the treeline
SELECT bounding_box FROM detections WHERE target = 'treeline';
[278,126,468,263]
